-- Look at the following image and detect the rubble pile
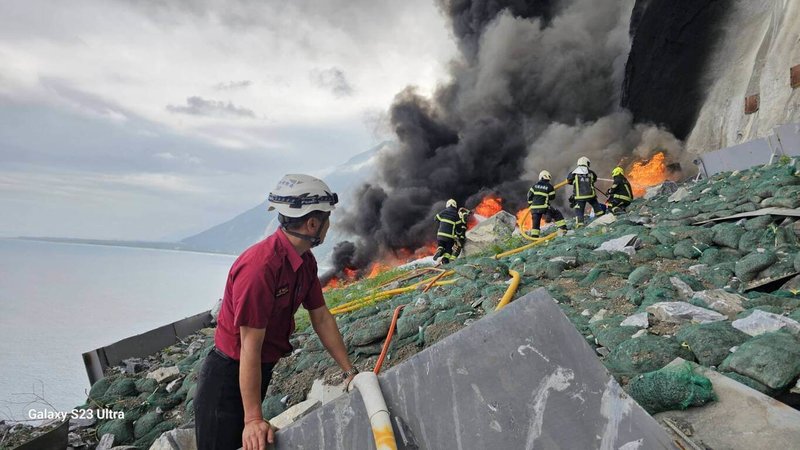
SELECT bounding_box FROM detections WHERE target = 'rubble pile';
[62,160,800,448]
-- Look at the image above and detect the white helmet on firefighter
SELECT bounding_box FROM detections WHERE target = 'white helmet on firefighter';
[268,174,338,218]
[539,170,552,180]
[446,199,457,208]
[577,156,591,167]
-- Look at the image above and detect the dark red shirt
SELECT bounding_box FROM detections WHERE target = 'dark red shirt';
[214,229,326,363]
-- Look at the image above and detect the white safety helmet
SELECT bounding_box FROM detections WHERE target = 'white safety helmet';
[539,170,552,180]
[268,174,338,218]
[577,156,591,167]
[446,199,457,208]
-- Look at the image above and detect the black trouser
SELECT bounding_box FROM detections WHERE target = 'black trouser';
[435,237,455,263]
[609,198,630,214]
[574,197,606,225]
[531,207,567,237]
[194,348,276,450]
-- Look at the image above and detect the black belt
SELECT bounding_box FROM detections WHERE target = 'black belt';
[213,346,236,361]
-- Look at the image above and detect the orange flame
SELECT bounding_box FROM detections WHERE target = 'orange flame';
[343,267,358,280]
[515,208,532,232]
[474,195,503,217]
[323,276,340,291]
[627,152,668,197]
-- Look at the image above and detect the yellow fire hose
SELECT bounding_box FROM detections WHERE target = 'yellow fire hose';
[330,271,456,315]
[495,269,521,311]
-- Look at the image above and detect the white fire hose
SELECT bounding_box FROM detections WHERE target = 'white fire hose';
[348,372,398,450]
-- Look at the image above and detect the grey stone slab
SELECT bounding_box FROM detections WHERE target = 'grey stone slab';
[275,288,675,450]
[656,359,800,449]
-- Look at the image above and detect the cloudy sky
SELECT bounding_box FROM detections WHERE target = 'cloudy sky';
[0,0,456,240]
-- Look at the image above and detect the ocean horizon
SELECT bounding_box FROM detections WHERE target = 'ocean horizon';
[0,238,236,423]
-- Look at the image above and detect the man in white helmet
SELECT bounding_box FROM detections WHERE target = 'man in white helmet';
[566,156,606,227]
[527,170,567,237]
[433,198,464,264]
[194,174,357,450]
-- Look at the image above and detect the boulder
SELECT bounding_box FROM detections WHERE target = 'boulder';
[587,213,617,228]
[669,277,694,300]
[646,302,727,324]
[731,310,800,336]
[594,234,639,254]
[148,428,196,450]
[620,312,649,328]
[667,187,692,203]
[692,289,746,319]
[644,181,678,199]
[146,367,181,384]
[463,211,517,256]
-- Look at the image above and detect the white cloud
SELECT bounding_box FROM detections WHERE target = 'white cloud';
[0,0,458,239]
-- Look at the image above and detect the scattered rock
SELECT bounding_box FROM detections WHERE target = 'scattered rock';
[669,277,694,299]
[620,312,649,329]
[122,358,149,375]
[463,211,517,256]
[147,367,181,384]
[587,214,617,228]
[691,289,746,319]
[731,310,800,336]
[588,309,609,323]
[148,428,196,450]
[269,399,322,430]
[166,377,184,394]
[307,379,347,405]
[668,187,691,203]
[595,234,639,253]
[97,433,115,450]
[646,302,727,324]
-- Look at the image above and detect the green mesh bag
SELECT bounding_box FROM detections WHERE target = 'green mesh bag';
[627,362,716,414]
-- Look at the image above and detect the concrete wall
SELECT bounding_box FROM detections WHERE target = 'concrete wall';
[275,289,674,449]
[687,1,800,154]
[82,311,213,385]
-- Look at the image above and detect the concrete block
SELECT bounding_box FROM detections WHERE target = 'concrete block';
[274,288,674,449]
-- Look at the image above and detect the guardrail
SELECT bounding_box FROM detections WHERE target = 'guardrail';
[81,310,213,385]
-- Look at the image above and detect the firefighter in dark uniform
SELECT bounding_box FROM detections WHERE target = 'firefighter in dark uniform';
[607,166,633,214]
[451,207,471,257]
[433,199,461,264]
[566,156,606,227]
[527,170,567,237]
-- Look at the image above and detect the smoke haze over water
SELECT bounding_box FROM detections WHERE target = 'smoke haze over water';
[329,0,689,275]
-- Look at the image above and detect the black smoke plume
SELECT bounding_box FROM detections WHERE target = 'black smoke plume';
[329,0,690,276]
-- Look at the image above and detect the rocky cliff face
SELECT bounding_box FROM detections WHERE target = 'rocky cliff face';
[624,0,800,153]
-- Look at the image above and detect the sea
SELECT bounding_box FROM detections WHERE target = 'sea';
[0,238,236,423]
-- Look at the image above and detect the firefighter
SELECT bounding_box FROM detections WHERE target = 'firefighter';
[452,207,471,257]
[527,170,567,237]
[433,199,461,264]
[606,166,633,214]
[566,156,606,227]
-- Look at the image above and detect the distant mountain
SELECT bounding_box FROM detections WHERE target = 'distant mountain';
[180,141,392,257]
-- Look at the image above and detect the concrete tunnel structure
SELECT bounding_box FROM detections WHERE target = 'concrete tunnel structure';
[273,288,675,449]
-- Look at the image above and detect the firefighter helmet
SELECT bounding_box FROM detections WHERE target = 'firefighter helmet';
[577,156,591,167]
[612,166,624,177]
[539,170,552,180]
[446,199,457,208]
